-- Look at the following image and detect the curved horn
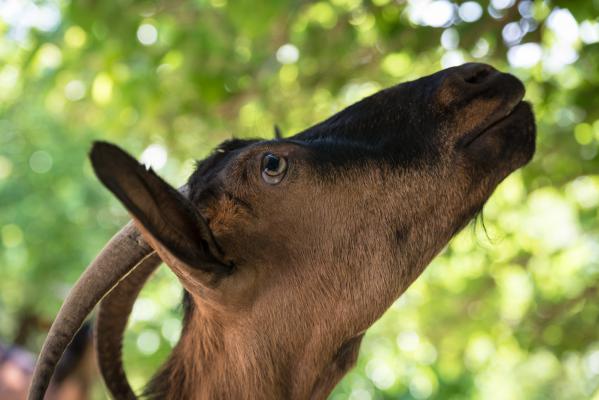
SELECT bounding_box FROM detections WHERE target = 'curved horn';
[95,252,161,399]
[28,222,152,400]
[94,185,189,400]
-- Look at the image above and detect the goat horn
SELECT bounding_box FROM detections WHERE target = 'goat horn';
[94,184,190,399]
[95,252,161,399]
[28,221,153,400]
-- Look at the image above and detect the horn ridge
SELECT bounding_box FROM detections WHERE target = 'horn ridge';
[28,222,152,400]
[95,252,161,400]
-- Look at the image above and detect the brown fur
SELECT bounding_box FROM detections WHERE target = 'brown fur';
[33,63,536,400]
[136,162,526,399]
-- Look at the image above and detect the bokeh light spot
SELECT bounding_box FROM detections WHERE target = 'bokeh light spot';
[348,388,372,400]
[92,73,113,104]
[368,362,395,389]
[518,0,533,18]
[547,8,578,44]
[381,52,411,77]
[507,42,541,68]
[36,43,62,70]
[161,318,182,345]
[408,0,455,28]
[276,44,300,64]
[574,123,594,145]
[2,224,23,248]
[136,329,160,355]
[64,26,87,48]
[502,21,523,45]
[491,0,515,10]
[397,331,420,352]
[0,155,13,179]
[64,80,85,101]
[409,370,437,399]
[579,20,599,44]
[29,150,53,173]
[585,350,599,375]
[131,298,159,322]
[458,2,483,23]
[441,28,459,50]
[140,144,168,170]
[441,50,464,68]
[471,38,490,58]
[566,176,599,209]
[137,23,158,46]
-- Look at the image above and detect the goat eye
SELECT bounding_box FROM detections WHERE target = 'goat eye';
[261,153,287,184]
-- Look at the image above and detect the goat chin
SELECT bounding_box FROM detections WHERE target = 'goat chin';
[29,62,535,400]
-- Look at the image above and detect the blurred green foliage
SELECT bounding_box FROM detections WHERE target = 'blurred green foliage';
[1,0,599,398]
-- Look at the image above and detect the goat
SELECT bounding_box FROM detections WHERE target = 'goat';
[28,63,536,400]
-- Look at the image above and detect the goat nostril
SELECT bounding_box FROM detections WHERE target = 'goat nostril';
[437,64,497,106]
[462,64,494,85]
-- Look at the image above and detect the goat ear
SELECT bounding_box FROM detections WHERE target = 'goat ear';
[90,141,231,276]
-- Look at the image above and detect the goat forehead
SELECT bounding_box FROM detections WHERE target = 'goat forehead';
[187,138,257,200]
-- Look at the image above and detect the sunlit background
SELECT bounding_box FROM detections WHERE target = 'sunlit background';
[1,0,598,399]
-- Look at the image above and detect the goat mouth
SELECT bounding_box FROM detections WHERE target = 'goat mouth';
[456,100,529,148]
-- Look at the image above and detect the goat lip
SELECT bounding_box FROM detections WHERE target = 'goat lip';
[456,100,526,148]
